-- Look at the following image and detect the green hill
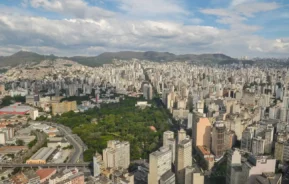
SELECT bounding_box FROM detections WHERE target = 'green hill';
[0,50,246,67]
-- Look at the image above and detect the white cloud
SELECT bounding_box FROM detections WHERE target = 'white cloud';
[117,0,188,16]
[26,0,114,19]
[190,18,203,24]
[0,1,287,58]
[231,0,252,7]
[201,2,279,33]
[235,2,279,17]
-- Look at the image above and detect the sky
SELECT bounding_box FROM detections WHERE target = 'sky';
[0,0,288,58]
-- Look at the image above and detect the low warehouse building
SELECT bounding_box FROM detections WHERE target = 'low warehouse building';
[26,147,56,164]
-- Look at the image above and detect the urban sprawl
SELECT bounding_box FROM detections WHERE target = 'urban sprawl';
[0,58,288,184]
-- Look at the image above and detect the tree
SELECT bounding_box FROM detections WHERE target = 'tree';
[53,96,170,161]
[28,138,37,149]
[16,139,25,146]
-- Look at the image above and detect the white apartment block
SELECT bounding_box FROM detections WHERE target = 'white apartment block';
[148,146,172,184]
[103,140,130,169]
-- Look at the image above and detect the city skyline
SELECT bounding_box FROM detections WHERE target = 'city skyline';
[0,0,288,57]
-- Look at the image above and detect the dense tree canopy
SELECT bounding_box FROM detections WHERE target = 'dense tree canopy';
[60,95,90,105]
[55,97,170,161]
[1,95,25,106]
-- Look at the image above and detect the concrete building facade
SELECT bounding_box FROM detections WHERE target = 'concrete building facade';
[177,138,192,184]
[103,140,130,169]
[148,147,172,184]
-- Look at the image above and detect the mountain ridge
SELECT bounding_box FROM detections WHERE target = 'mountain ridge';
[0,50,240,67]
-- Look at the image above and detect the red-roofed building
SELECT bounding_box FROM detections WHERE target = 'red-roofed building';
[0,104,32,115]
[36,168,56,183]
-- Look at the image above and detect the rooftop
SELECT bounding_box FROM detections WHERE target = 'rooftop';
[160,170,175,181]
[151,146,170,157]
[29,147,56,160]
[0,105,32,113]
[197,145,211,155]
[36,168,56,180]
[0,146,28,154]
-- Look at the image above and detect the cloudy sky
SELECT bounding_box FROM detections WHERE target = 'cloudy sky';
[0,0,288,57]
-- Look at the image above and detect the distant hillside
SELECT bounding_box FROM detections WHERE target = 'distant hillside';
[68,51,241,66]
[0,51,57,67]
[0,50,250,67]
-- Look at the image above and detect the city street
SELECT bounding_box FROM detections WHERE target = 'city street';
[47,122,86,163]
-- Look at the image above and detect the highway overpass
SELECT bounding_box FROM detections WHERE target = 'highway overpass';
[0,163,90,169]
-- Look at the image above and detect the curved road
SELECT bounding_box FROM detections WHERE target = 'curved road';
[50,123,84,163]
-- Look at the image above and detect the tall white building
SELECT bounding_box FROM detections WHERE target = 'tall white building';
[187,113,193,129]
[185,166,204,184]
[93,156,101,177]
[163,131,174,147]
[30,109,39,120]
[0,132,6,145]
[226,149,242,184]
[148,147,172,184]
[103,140,130,169]
[177,138,192,184]
[283,96,289,109]
[163,131,176,164]
[143,83,153,100]
[178,129,187,144]
[280,108,287,121]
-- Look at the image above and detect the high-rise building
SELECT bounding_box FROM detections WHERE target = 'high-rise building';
[264,125,274,154]
[177,137,192,184]
[159,170,175,184]
[212,122,226,159]
[225,130,236,150]
[178,129,187,144]
[148,147,172,184]
[274,141,284,162]
[187,113,193,129]
[93,156,101,177]
[185,166,204,184]
[163,131,176,164]
[280,108,287,122]
[283,141,289,162]
[29,109,39,120]
[283,96,289,109]
[193,118,211,149]
[163,131,174,147]
[0,132,6,144]
[251,136,265,155]
[103,140,130,169]
[0,127,14,144]
[143,83,153,100]
[162,89,170,106]
[51,101,77,115]
[241,128,254,152]
[269,106,279,119]
[226,149,242,184]
[197,100,204,114]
